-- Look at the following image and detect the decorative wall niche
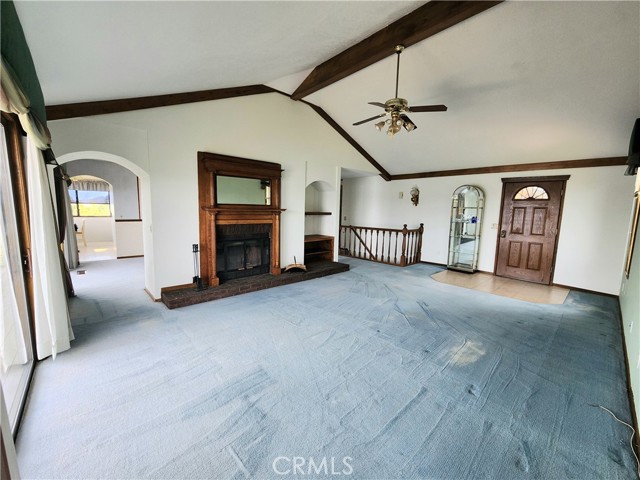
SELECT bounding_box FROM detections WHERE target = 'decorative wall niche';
[304,180,335,236]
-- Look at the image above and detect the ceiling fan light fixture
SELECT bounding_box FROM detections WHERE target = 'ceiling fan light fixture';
[399,114,416,132]
[352,44,446,135]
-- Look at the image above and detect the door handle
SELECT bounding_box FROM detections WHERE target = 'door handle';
[500,230,507,238]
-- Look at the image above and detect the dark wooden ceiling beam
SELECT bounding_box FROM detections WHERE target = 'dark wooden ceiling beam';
[291,0,503,100]
[301,100,392,181]
[46,85,276,120]
[389,157,628,180]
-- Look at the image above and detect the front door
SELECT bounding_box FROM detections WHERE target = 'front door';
[495,176,568,284]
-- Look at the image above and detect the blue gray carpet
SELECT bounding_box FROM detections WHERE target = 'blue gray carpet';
[15,257,636,479]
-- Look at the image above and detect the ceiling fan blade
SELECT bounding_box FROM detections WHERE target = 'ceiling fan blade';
[400,114,417,132]
[353,113,386,126]
[408,104,448,113]
[368,102,387,109]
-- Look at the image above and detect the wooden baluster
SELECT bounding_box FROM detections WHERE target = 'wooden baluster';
[366,228,370,259]
[417,223,424,263]
[345,226,349,257]
[412,231,417,263]
[413,230,418,263]
[375,229,380,260]
[358,228,362,258]
[351,227,354,257]
[388,231,392,263]
[381,231,386,262]
[370,228,374,260]
[400,224,408,266]
[350,227,354,257]
[393,231,398,264]
[364,228,368,259]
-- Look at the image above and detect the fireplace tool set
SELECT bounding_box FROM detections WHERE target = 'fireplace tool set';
[192,244,206,290]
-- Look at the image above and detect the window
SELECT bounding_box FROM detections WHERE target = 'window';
[514,185,549,200]
[68,188,112,217]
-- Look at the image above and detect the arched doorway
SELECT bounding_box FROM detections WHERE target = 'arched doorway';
[57,151,155,296]
[67,173,116,261]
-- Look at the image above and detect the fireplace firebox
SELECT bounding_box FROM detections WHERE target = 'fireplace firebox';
[216,226,271,281]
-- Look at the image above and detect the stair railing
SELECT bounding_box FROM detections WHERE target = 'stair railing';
[339,224,424,267]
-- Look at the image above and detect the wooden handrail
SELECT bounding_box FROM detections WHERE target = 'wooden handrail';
[339,223,424,267]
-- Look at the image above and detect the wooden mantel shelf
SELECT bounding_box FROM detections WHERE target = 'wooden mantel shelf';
[202,206,286,215]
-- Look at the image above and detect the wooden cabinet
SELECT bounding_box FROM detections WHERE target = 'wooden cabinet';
[304,235,334,263]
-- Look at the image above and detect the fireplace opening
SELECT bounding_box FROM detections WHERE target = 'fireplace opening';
[216,225,271,282]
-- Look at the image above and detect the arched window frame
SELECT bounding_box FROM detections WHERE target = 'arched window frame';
[513,185,549,201]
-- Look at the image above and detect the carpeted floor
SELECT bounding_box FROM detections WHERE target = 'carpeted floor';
[15,257,637,479]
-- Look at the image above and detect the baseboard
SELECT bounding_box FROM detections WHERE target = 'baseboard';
[144,288,161,302]
[117,255,144,259]
[552,282,619,299]
[420,261,493,276]
[160,283,194,294]
[420,261,446,267]
[427,268,619,298]
[616,298,640,463]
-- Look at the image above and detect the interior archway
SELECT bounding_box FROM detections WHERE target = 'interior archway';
[57,151,155,296]
[67,173,115,261]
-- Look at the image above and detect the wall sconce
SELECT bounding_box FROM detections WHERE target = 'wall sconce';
[410,186,419,206]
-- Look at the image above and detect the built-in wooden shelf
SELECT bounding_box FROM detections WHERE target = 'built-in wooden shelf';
[305,211,332,216]
[304,235,334,263]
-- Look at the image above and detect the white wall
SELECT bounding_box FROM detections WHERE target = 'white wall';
[342,166,635,295]
[619,175,640,427]
[73,216,113,243]
[49,93,378,297]
[115,221,144,258]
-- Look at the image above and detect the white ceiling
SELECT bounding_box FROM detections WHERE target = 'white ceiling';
[14,1,640,176]
[14,1,421,104]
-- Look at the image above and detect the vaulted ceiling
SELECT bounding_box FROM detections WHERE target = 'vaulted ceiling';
[14,1,640,177]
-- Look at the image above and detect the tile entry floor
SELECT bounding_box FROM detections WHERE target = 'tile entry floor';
[77,241,116,263]
[431,269,570,304]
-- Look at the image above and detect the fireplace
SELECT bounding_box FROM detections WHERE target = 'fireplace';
[216,225,270,281]
[198,152,283,287]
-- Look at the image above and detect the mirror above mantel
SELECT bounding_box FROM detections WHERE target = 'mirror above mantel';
[216,176,271,205]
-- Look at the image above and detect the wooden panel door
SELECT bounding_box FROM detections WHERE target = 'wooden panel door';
[495,177,567,284]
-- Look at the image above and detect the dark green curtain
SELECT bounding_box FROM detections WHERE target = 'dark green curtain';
[1,0,47,123]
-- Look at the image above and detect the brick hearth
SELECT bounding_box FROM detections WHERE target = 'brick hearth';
[161,261,349,309]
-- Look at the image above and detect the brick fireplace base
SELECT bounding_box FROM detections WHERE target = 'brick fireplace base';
[161,261,349,309]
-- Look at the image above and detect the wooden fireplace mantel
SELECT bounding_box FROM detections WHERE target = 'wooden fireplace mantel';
[202,206,285,225]
[198,152,283,287]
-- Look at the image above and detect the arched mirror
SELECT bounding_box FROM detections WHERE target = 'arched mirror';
[447,185,485,272]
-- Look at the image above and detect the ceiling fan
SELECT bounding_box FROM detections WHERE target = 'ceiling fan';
[352,45,447,137]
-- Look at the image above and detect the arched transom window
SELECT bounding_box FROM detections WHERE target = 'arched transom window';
[513,185,549,200]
